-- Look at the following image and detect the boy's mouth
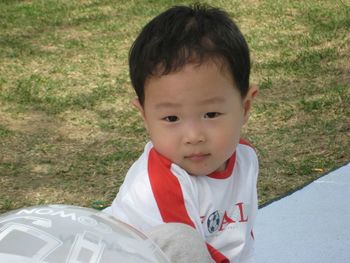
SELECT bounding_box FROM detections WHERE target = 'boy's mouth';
[185,153,211,162]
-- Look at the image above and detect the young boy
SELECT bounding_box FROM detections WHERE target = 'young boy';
[107,4,259,263]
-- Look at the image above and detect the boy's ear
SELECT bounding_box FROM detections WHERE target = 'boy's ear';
[132,97,144,115]
[132,98,148,130]
[243,84,258,124]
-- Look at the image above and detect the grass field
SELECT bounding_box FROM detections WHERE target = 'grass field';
[0,0,349,213]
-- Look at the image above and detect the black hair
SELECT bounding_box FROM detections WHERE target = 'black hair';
[129,4,250,106]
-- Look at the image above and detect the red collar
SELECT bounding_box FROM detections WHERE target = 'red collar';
[151,148,236,179]
[207,152,236,179]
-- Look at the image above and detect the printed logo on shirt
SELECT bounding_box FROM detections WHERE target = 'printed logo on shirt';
[204,202,250,234]
[207,210,221,233]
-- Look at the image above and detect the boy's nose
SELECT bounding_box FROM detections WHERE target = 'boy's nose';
[184,124,205,145]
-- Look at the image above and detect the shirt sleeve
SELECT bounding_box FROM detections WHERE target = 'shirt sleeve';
[237,143,259,263]
[148,149,230,262]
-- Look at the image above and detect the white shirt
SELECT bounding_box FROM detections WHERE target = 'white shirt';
[107,140,258,262]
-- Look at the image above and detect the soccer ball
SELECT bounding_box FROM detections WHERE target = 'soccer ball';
[0,204,169,263]
[207,210,221,233]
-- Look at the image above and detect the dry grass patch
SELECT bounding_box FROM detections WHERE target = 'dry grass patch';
[0,0,349,212]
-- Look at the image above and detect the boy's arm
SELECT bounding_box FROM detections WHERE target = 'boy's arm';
[109,147,231,262]
[148,148,230,262]
[206,243,229,263]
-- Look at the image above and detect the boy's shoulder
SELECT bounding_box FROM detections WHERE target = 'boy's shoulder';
[238,138,254,149]
[236,138,258,167]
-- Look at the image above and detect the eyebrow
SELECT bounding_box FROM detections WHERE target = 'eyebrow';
[198,96,226,105]
[155,97,226,110]
[155,102,181,110]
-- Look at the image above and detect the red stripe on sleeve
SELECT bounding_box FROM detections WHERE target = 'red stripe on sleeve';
[148,148,230,263]
[206,243,230,263]
[239,138,254,149]
[148,148,195,227]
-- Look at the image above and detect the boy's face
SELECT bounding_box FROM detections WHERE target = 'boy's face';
[134,60,257,176]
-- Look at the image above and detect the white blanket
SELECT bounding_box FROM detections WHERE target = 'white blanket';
[255,162,350,262]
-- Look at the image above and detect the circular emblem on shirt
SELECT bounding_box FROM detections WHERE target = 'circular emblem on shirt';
[207,210,220,233]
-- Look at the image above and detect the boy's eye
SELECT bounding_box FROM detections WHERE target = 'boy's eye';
[204,112,221,119]
[163,116,179,122]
